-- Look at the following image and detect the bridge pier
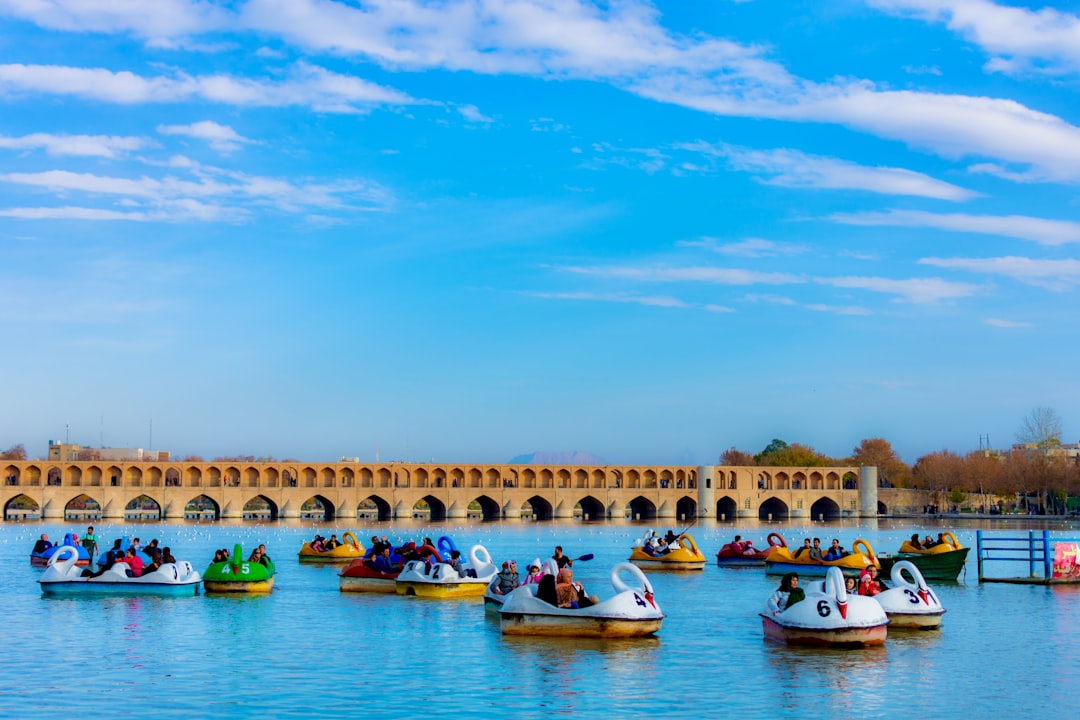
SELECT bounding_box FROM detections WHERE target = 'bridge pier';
[280,500,300,520]
[553,500,574,520]
[102,499,124,520]
[392,500,409,520]
[447,501,467,520]
[336,500,355,522]
[221,501,243,520]
[42,499,65,520]
[501,500,521,520]
[859,466,878,518]
[657,500,676,520]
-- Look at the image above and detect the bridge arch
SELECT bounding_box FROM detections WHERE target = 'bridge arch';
[4,493,39,520]
[877,500,888,515]
[472,495,500,521]
[359,495,391,521]
[676,495,697,522]
[419,495,446,521]
[759,497,789,521]
[47,466,61,486]
[716,495,737,521]
[185,494,220,521]
[66,493,102,520]
[810,497,841,521]
[243,495,278,521]
[124,494,161,520]
[524,495,553,521]
[627,496,656,521]
[577,495,605,521]
[301,495,335,521]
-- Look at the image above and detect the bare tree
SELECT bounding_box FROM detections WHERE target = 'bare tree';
[1016,407,1063,447]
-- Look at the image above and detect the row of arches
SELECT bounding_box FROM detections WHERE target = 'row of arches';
[3,464,699,491]
[714,496,886,521]
[3,493,702,522]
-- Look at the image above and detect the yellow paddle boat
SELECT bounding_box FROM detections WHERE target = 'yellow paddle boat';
[878,531,969,582]
[298,531,365,562]
[629,530,707,571]
[764,534,879,578]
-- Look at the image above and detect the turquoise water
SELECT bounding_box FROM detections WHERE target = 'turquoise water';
[2,520,1078,719]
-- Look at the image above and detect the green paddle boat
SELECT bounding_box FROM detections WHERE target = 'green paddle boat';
[204,543,275,593]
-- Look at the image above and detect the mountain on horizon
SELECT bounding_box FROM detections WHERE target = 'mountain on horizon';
[509,450,606,465]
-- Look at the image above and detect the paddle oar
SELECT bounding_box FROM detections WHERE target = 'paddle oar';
[574,553,594,562]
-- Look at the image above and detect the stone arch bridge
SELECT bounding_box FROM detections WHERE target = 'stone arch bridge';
[2,460,883,523]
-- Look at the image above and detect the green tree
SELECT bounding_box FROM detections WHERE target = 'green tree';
[754,439,789,464]
[762,443,834,467]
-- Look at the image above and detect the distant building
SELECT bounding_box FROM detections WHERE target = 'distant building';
[1010,442,1080,464]
[47,440,170,463]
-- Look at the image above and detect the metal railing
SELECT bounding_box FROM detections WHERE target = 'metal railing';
[976,530,1080,582]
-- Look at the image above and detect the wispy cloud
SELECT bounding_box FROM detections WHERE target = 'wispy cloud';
[677,141,978,200]
[157,121,256,153]
[0,61,416,113]
[815,275,981,303]
[868,0,1080,76]
[984,318,1034,328]
[525,290,690,309]
[0,132,150,158]
[677,237,810,257]
[561,264,805,286]
[920,256,1080,290]
[829,209,1080,245]
[743,293,873,315]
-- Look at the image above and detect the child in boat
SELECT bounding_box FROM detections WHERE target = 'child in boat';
[522,563,543,585]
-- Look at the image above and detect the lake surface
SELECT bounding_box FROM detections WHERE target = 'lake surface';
[2,519,1078,719]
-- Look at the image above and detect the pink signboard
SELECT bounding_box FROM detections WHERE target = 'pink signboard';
[1052,542,1080,580]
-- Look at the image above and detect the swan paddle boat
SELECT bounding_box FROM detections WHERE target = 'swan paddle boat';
[873,560,946,629]
[629,530,707,571]
[878,531,969,582]
[396,544,498,598]
[764,535,880,578]
[485,557,547,612]
[39,546,201,596]
[499,562,664,638]
[298,531,365,563]
[203,543,275,593]
[716,533,785,567]
[761,567,889,647]
[339,558,401,593]
[31,533,91,567]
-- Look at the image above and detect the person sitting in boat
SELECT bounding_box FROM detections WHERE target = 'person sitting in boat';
[845,576,857,594]
[793,538,812,559]
[311,535,327,553]
[249,546,265,563]
[162,547,177,565]
[537,573,559,606]
[808,538,824,561]
[931,533,948,548]
[32,534,52,554]
[665,535,682,553]
[447,550,467,578]
[555,568,581,608]
[766,573,805,615]
[858,566,888,596]
[923,535,935,548]
[664,530,678,545]
[741,539,758,555]
[522,563,543,585]
[492,560,520,594]
[123,547,144,577]
[909,534,924,550]
[372,547,400,573]
[141,549,162,576]
[257,544,272,567]
[327,535,341,550]
[824,539,849,561]
[213,549,227,563]
[400,542,421,563]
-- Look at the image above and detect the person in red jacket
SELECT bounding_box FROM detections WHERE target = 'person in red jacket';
[124,547,144,577]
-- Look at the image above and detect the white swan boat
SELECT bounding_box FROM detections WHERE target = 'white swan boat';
[873,560,946,629]
[761,566,888,647]
[39,545,202,597]
[499,562,664,638]
[395,544,498,598]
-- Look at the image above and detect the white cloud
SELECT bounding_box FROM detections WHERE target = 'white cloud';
[677,236,809,257]
[561,264,805,286]
[0,61,416,113]
[525,290,690,309]
[816,275,981,303]
[0,0,228,41]
[157,120,255,153]
[830,209,1080,245]
[0,132,150,157]
[676,141,977,200]
[868,0,1080,75]
[743,292,873,315]
[457,104,493,123]
[0,206,150,221]
[920,255,1080,290]
[984,318,1033,328]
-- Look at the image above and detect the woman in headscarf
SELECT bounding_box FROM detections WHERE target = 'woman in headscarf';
[766,572,805,616]
[537,573,559,606]
[555,568,580,608]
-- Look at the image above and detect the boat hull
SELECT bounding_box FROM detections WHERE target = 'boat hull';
[761,615,887,647]
[339,576,397,593]
[501,612,663,638]
[878,548,969,582]
[716,556,766,567]
[396,580,488,598]
[204,577,275,594]
[628,557,706,571]
[765,561,865,578]
[40,581,199,597]
[885,611,944,629]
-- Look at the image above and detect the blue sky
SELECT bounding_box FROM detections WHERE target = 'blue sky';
[1,0,1078,465]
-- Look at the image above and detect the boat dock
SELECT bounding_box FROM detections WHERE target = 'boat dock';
[976,530,1080,585]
